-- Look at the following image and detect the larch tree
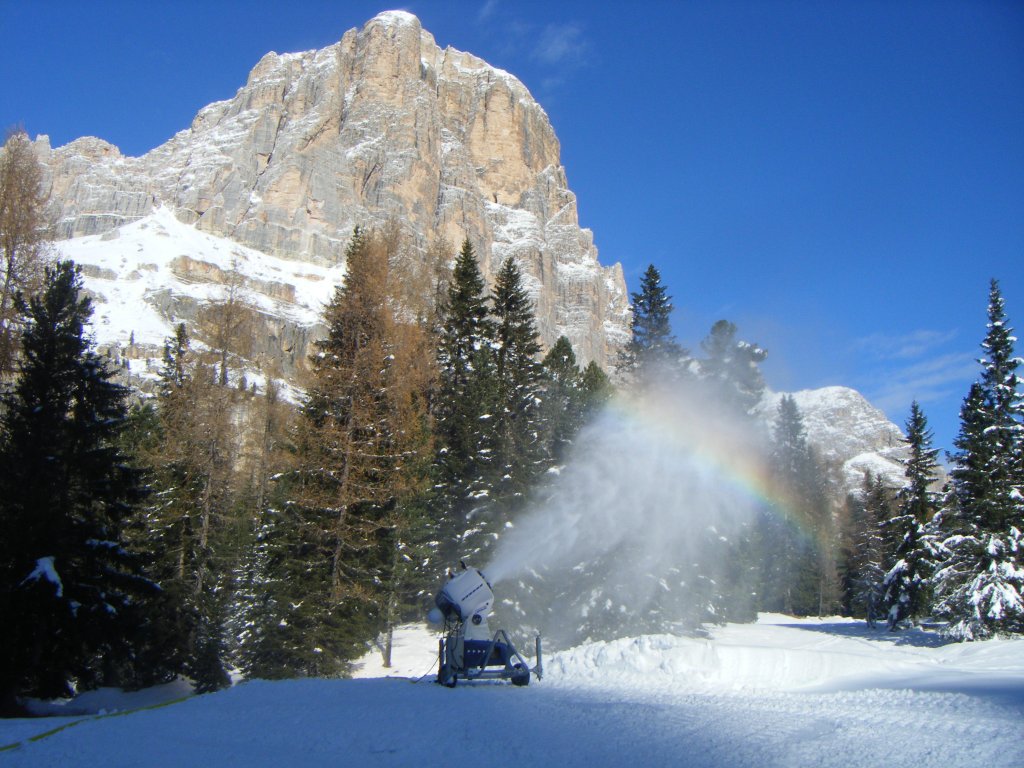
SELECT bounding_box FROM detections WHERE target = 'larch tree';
[141,322,239,691]
[195,260,254,387]
[266,228,435,676]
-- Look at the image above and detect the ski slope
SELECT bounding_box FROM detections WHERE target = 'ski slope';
[2,615,1021,767]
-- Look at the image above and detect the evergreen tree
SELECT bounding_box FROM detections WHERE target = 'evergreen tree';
[0,261,151,711]
[159,322,190,392]
[881,402,940,629]
[842,473,891,625]
[621,264,687,384]
[540,336,585,462]
[117,400,189,687]
[432,239,498,565]
[579,359,614,417]
[489,256,545,496]
[933,280,1024,639]
[763,395,832,615]
[230,378,293,678]
[698,319,768,417]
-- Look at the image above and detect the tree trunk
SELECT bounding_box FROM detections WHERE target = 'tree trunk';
[382,626,394,669]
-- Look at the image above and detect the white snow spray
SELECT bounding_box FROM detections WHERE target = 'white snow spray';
[484,381,781,646]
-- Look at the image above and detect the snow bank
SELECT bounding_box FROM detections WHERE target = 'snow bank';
[546,614,1024,700]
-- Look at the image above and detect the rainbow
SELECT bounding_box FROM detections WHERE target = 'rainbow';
[601,389,824,546]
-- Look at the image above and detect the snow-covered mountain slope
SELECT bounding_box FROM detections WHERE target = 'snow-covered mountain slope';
[59,205,340,387]
[4,616,1021,767]
[760,386,911,493]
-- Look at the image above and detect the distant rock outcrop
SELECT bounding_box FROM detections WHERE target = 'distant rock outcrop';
[36,10,630,370]
[760,386,912,497]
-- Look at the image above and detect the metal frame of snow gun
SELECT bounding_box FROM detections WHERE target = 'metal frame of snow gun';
[437,622,543,687]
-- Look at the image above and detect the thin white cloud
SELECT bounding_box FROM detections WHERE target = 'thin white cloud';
[477,0,499,24]
[535,22,590,66]
[854,329,960,361]
[863,351,978,415]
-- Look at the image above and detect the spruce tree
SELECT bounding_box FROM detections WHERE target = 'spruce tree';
[933,280,1024,638]
[881,402,940,630]
[432,239,498,566]
[579,360,613,417]
[540,336,585,462]
[698,319,768,417]
[621,264,687,384]
[231,379,294,679]
[764,395,832,615]
[0,261,151,710]
[490,256,544,496]
[842,473,891,625]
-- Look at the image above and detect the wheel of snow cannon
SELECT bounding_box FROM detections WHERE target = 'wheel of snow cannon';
[438,664,457,687]
[437,639,457,687]
[511,663,530,687]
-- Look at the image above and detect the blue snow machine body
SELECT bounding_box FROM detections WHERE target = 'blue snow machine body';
[431,564,542,688]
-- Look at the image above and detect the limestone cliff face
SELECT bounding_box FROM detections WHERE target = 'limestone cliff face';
[37,10,630,368]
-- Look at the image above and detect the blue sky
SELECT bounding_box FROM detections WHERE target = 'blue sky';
[4,0,1023,453]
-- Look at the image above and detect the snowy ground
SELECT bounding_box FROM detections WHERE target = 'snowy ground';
[2,615,1021,767]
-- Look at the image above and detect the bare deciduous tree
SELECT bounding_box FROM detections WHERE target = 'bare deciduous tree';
[0,129,52,378]
[196,260,255,386]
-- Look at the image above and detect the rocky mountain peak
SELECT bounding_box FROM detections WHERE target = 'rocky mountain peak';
[37,12,630,371]
[760,386,913,495]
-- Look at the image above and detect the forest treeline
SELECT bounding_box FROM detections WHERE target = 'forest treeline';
[1,130,1021,713]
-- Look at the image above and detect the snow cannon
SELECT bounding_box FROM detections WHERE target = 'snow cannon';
[432,562,542,687]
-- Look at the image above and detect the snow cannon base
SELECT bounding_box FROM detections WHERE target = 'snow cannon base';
[437,627,541,688]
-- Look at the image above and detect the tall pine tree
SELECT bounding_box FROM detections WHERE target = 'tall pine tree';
[763,395,832,615]
[0,261,150,712]
[489,256,545,501]
[432,239,498,566]
[933,280,1024,639]
[842,473,892,625]
[621,264,687,384]
[698,319,767,418]
[881,401,940,630]
[540,336,585,462]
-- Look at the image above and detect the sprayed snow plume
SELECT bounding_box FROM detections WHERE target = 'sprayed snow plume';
[486,385,774,647]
